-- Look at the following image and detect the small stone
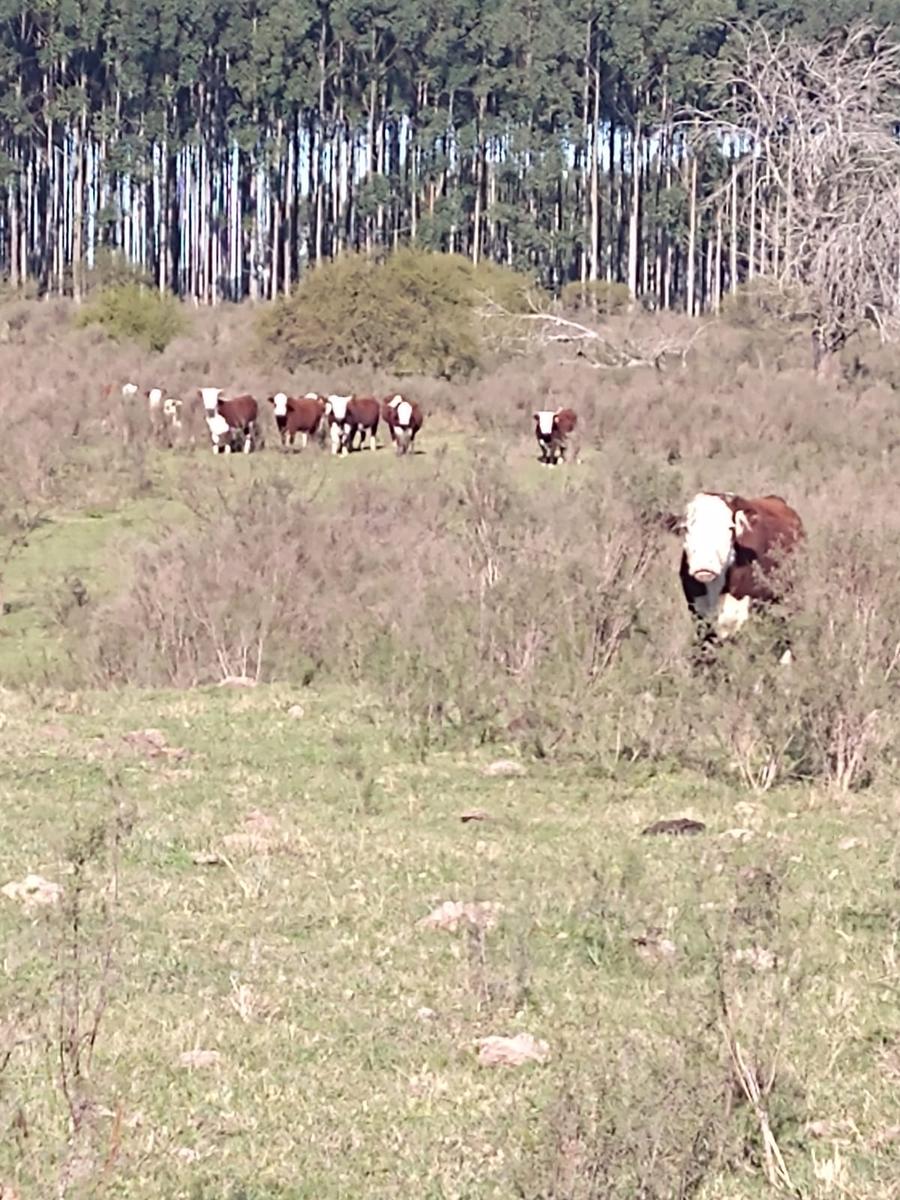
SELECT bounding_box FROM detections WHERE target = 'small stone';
[642,817,706,837]
[178,1050,221,1070]
[475,1032,549,1067]
[483,759,526,778]
[287,704,305,719]
[419,900,502,933]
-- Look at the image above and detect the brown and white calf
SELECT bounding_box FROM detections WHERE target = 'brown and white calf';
[199,388,258,454]
[382,394,423,456]
[268,392,325,449]
[533,408,577,465]
[664,492,804,660]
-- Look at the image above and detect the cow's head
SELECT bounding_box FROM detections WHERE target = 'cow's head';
[533,410,557,438]
[199,386,223,412]
[677,492,754,583]
[326,394,352,422]
[394,399,413,428]
[121,382,139,398]
[163,397,183,425]
[147,387,164,409]
[269,392,290,417]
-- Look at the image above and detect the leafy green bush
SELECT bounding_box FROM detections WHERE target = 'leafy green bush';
[76,283,185,352]
[257,248,541,377]
[560,278,632,316]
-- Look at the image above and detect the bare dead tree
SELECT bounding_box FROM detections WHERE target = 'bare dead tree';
[477,299,713,371]
[701,22,900,372]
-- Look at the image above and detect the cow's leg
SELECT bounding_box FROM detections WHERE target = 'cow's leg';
[300,431,308,450]
[330,424,342,456]
[369,425,378,451]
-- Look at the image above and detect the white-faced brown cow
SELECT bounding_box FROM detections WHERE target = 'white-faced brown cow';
[325,394,379,455]
[533,408,577,465]
[268,392,325,450]
[382,394,423,456]
[664,491,804,661]
[199,388,258,454]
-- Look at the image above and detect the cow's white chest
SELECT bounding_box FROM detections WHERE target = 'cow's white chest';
[693,568,750,639]
[716,593,751,638]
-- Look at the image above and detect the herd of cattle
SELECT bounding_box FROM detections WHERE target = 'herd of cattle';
[114,384,802,652]
[116,382,583,465]
[118,383,425,457]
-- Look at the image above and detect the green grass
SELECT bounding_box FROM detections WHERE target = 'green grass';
[0,683,898,1197]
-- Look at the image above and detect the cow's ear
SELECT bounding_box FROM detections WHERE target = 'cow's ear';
[659,512,685,535]
[733,504,761,548]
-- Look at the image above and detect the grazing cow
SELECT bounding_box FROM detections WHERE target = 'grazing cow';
[268,392,325,449]
[533,408,577,465]
[198,389,258,454]
[664,492,804,659]
[382,394,424,456]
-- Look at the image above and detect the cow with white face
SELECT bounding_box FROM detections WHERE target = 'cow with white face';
[147,387,164,411]
[163,397,183,429]
[198,388,258,453]
[200,387,223,414]
[664,491,805,659]
[533,408,577,465]
[325,394,353,456]
[267,391,326,449]
[382,393,423,456]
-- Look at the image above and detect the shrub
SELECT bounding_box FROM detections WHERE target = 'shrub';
[84,248,153,294]
[560,278,632,316]
[720,276,809,331]
[76,283,185,352]
[256,247,541,377]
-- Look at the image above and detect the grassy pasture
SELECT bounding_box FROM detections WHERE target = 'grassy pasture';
[1,684,898,1198]
[0,301,899,1196]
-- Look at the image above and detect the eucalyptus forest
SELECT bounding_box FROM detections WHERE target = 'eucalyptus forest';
[0,0,898,311]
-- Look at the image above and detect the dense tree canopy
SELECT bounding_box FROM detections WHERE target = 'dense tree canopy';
[0,0,896,309]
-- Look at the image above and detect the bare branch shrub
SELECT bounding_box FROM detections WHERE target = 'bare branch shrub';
[709,22,900,367]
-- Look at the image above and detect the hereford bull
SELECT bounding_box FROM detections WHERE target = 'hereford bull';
[269,392,325,449]
[199,388,258,454]
[382,394,423,456]
[534,408,577,465]
[664,491,804,660]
